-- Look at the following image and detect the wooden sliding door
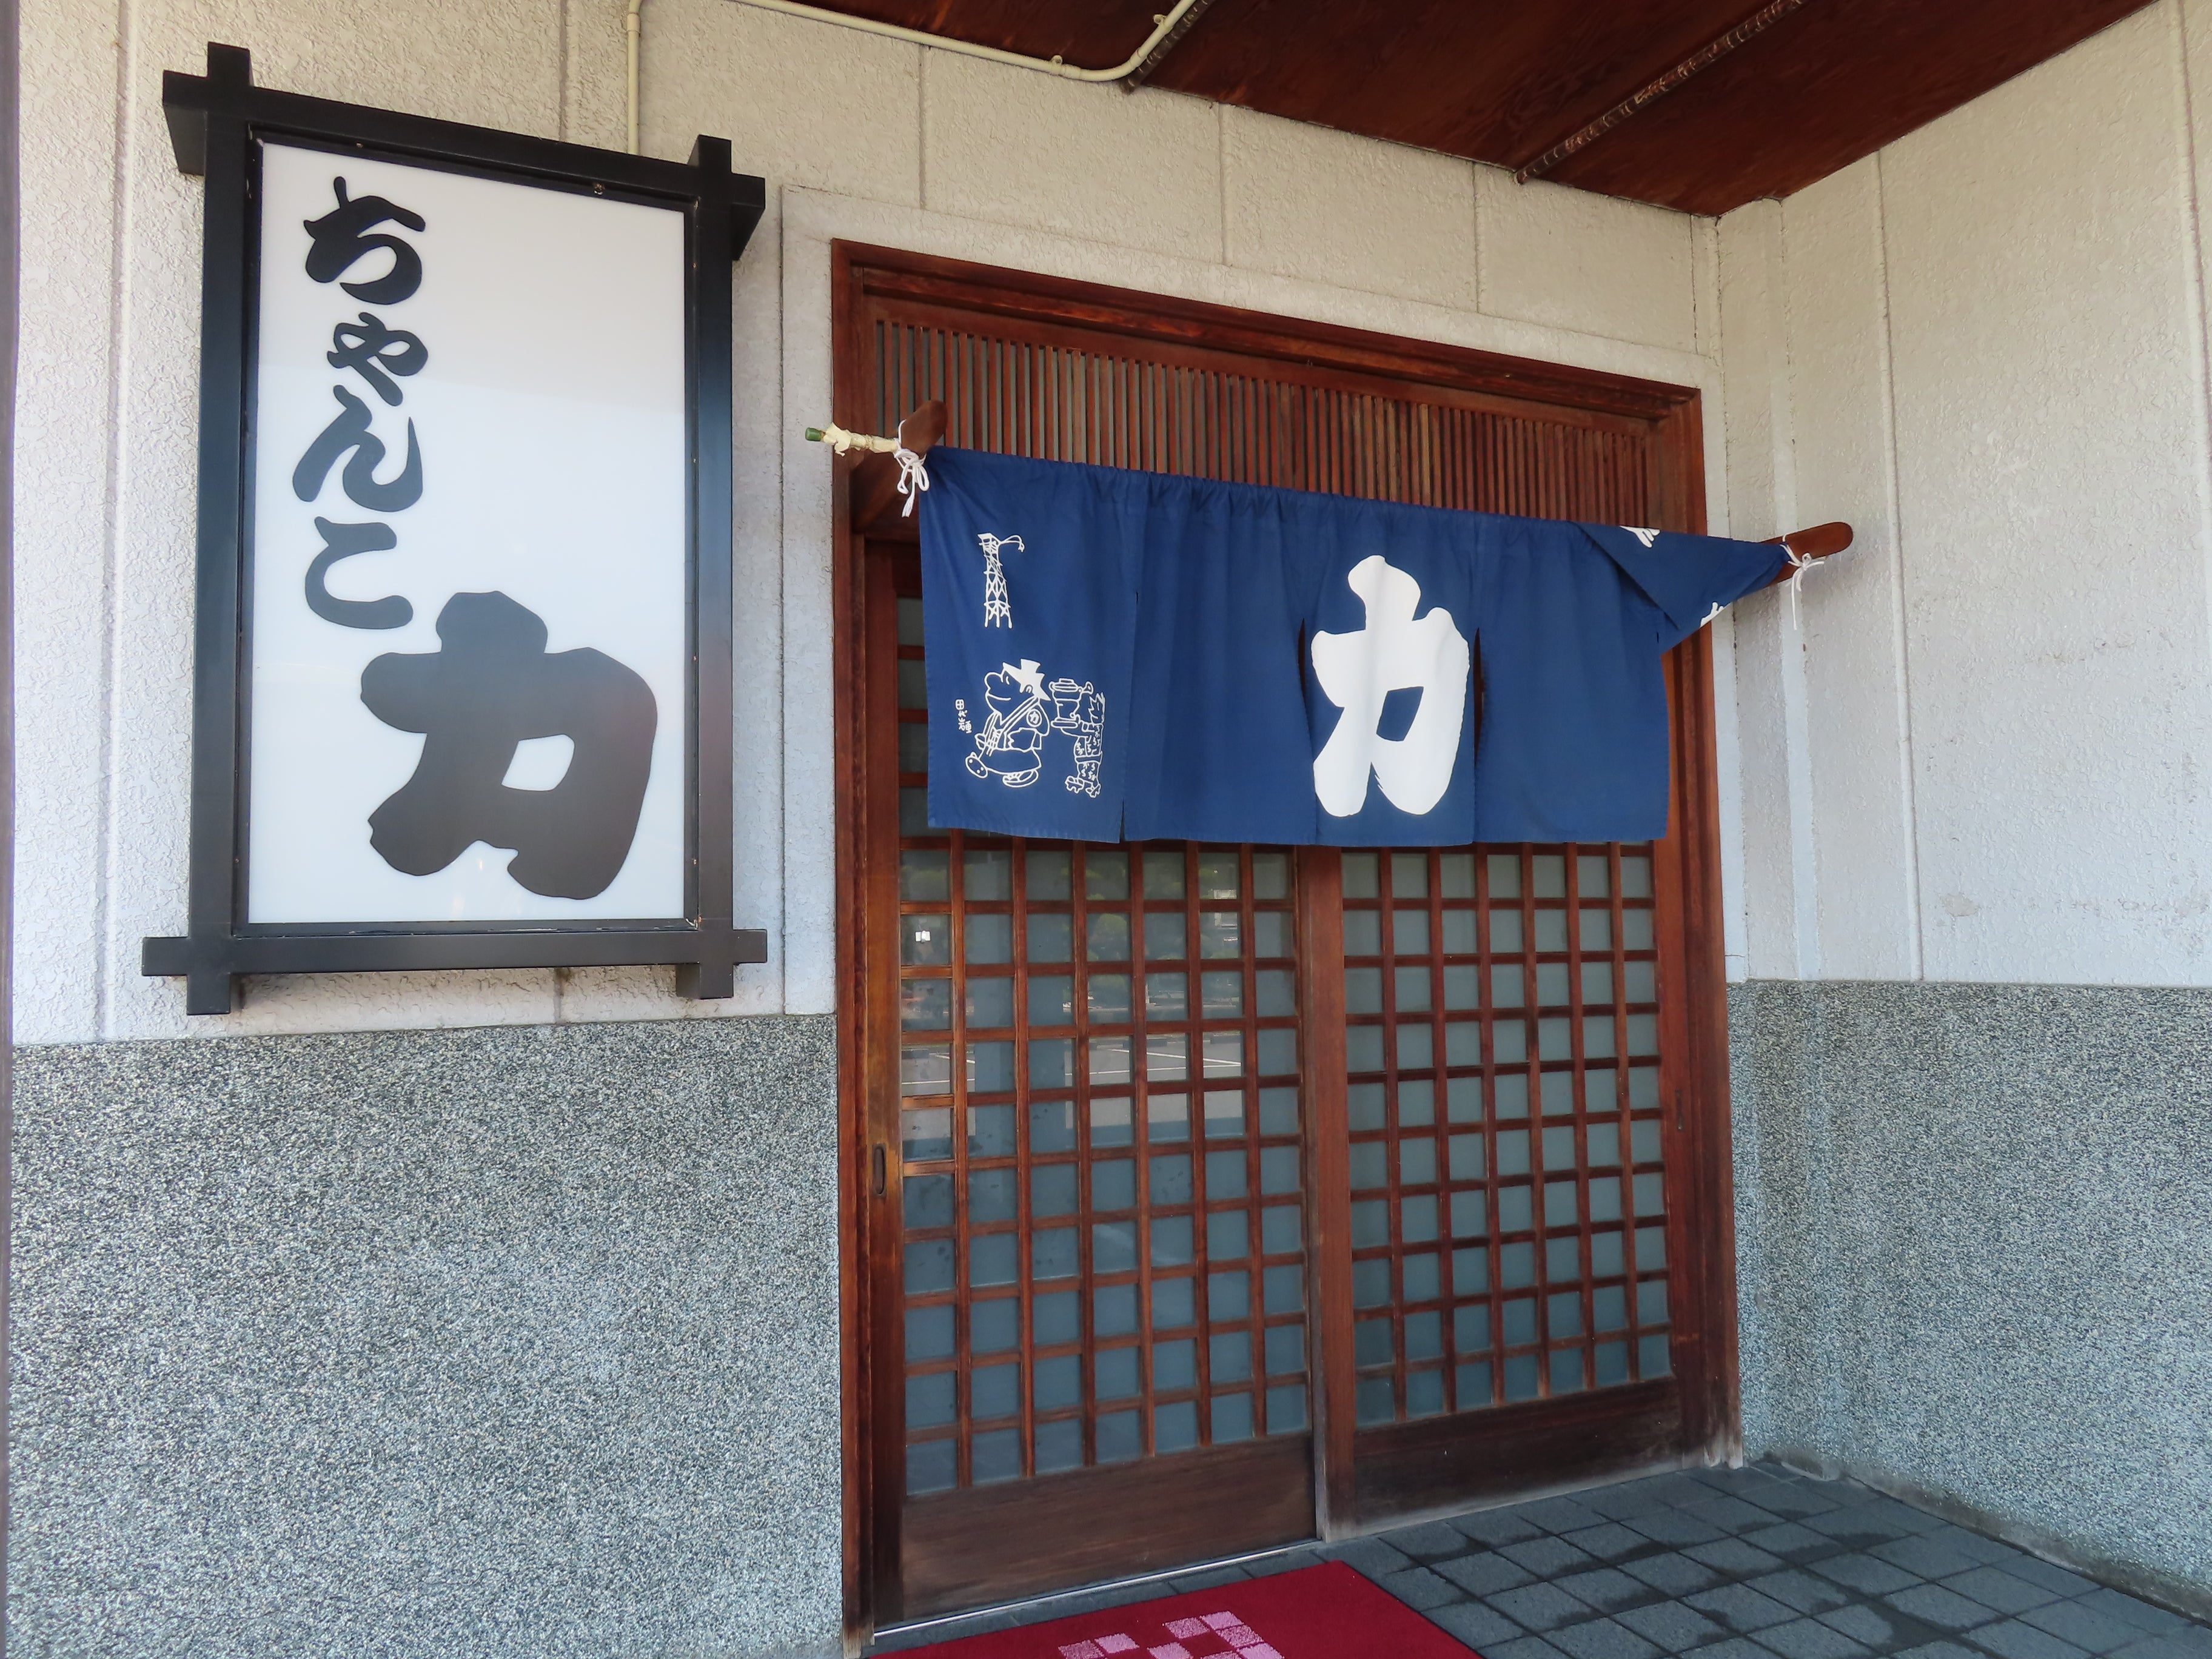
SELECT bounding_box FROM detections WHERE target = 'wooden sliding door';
[856,538,1318,1620]
[833,244,1737,1636]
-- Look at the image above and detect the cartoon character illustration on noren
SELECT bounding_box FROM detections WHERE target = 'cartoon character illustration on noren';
[964,658,1106,794]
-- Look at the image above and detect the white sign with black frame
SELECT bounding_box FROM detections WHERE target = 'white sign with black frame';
[144,44,766,1012]
[250,142,690,925]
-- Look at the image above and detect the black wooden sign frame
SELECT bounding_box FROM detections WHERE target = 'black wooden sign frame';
[142,44,767,1014]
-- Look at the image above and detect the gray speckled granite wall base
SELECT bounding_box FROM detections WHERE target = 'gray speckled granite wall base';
[8,1017,845,1659]
[1731,980,2212,1610]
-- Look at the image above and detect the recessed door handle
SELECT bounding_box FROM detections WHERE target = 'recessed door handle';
[872,1144,888,1197]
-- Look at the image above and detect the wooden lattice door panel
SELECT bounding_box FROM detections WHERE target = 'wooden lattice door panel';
[869,546,1316,1620]
[1309,628,1732,1524]
[835,244,1736,1631]
[1334,847,1674,1423]
[893,820,1317,1486]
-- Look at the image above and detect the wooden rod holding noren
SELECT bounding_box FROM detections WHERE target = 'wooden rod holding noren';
[828,409,1856,585]
[808,398,947,457]
[844,400,947,537]
[1769,520,1853,583]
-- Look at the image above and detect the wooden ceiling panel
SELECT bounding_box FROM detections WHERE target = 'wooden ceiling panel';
[795,0,2159,214]
[1541,0,2158,213]
[1143,0,1752,164]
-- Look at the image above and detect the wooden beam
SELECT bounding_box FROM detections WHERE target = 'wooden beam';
[1515,0,1814,184]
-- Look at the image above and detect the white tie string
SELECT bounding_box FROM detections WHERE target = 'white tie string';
[1784,538,1823,631]
[895,443,930,516]
[806,419,933,516]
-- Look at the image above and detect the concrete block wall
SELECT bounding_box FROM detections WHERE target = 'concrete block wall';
[16,0,1733,1048]
[1731,980,2212,1615]
[10,1017,848,1658]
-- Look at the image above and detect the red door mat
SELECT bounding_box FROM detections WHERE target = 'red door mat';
[891,1561,1478,1659]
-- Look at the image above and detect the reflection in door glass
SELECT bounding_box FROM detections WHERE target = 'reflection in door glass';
[1337,847,1669,1424]
[893,612,1309,1494]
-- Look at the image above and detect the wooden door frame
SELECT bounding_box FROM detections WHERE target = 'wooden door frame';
[830,240,1738,1643]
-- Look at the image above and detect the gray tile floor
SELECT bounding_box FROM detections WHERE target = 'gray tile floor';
[870,1463,2212,1659]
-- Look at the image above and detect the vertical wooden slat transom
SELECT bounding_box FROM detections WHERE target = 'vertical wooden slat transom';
[874,323,1658,520]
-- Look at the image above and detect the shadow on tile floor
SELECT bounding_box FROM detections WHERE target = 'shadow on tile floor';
[868,1463,2212,1659]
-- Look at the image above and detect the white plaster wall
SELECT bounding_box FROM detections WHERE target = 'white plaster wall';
[17,0,1732,1043]
[1721,0,2212,987]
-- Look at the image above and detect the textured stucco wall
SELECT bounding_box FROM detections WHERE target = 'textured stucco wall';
[1715,5,2212,1609]
[16,0,1731,1047]
[8,1016,843,1658]
[1718,1,2212,987]
[1731,980,2212,1607]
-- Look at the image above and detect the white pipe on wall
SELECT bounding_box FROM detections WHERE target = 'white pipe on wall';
[626,0,646,154]
[626,0,1210,154]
